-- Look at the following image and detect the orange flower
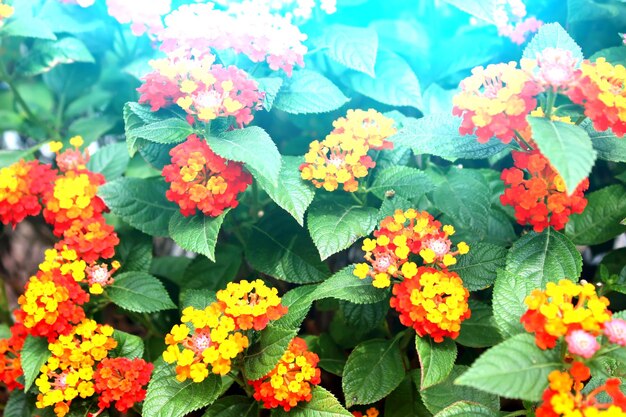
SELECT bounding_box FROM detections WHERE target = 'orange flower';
[390,266,470,342]
[93,357,153,413]
[56,217,120,263]
[249,337,321,411]
[0,322,27,391]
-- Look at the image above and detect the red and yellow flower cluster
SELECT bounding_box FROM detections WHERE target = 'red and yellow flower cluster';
[35,319,152,417]
[354,209,471,342]
[520,279,615,357]
[0,137,151,417]
[300,109,396,192]
[164,280,287,381]
[138,53,264,127]
[354,209,469,288]
[500,150,588,232]
[162,135,253,217]
[537,362,626,417]
[248,337,321,411]
[0,0,13,23]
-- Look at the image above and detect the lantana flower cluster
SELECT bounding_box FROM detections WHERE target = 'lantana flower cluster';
[138,54,264,127]
[162,135,253,217]
[248,337,321,411]
[0,137,151,417]
[493,0,542,44]
[352,408,380,417]
[105,0,171,36]
[0,0,13,22]
[354,209,471,342]
[520,279,618,358]
[537,362,626,417]
[500,150,589,232]
[158,3,307,75]
[300,109,396,192]
[164,280,287,381]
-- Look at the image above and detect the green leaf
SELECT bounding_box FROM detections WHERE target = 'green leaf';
[202,396,259,417]
[431,168,491,238]
[115,231,153,273]
[86,142,129,181]
[207,126,281,186]
[181,245,242,291]
[317,333,347,376]
[272,285,318,330]
[369,166,435,201]
[169,211,228,261]
[123,102,164,155]
[449,243,506,291]
[21,335,50,391]
[272,386,352,417]
[385,374,432,417]
[584,120,626,163]
[319,24,378,76]
[274,69,349,114]
[244,325,297,380]
[2,16,57,39]
[340,300,389,336]
[391,114,508,161]
[315,266,389,304]
[528,117,596,194]
[256,77,283,111]
[128,118,193,145]
[456,333,561,401]
[257,156,315,226]
[522,23,584,62]
[180,288,217,310]
[143,359,222,417]
[421,366,499,415]
[440,0,496,23]
[416,336,457,390]
[67,115,116,145]
[565,185,626,245]
[456,300,503,349]
[107,271,176,313]
[5,390,37,417]
[307,198,378,260]
[590,46,626,65]
[18,37,94,76]
[98,177,178,237]
[433,401,499,417]
[342,337,405,407]
[246,215,330,284]
[346,50,422,110]
[112,330,144,359]
[493,229,582,337]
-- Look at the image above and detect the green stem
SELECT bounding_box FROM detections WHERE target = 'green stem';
[544,90,557,118]
[0,278,12,325]
[503,410,528,417]
[349,191,364,206]
[514,131,533,151]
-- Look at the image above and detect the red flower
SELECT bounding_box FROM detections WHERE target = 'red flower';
[93,357,153,413]
[0,322,28,390]
[56,217,119,263]
[500,150,588,232]
[162,135,252,217]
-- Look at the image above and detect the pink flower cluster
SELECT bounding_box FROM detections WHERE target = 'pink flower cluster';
[567,318,626,359]
[525,48,580,91]
[138,54,264,127]
[57,0,95,7]
[105,0,171,36]
[493,0,542,44]
[158,3,307,75]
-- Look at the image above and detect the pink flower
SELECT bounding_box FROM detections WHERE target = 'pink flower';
[106,0,171,36]
[522,48,579,91]
[604,318,626,346]
[566,330,600,359]
[158,3,307,75]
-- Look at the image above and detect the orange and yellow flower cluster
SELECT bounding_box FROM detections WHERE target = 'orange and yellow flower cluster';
[300,109,396,192]
[162,135,253,217]
[537,362,626,417]
[164,280,287,381]
[352,408,380,417]
[354,209,469,288]
[567,58,626,137]
[0,323,27,391]
[500,150,588,232]
[248,337,321,411]
[138,54,264,127]
[0,0,13,23]
[390,267,471,343]
[34,319,118,417]
[521,280,611,351]
[354,209,471,342]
